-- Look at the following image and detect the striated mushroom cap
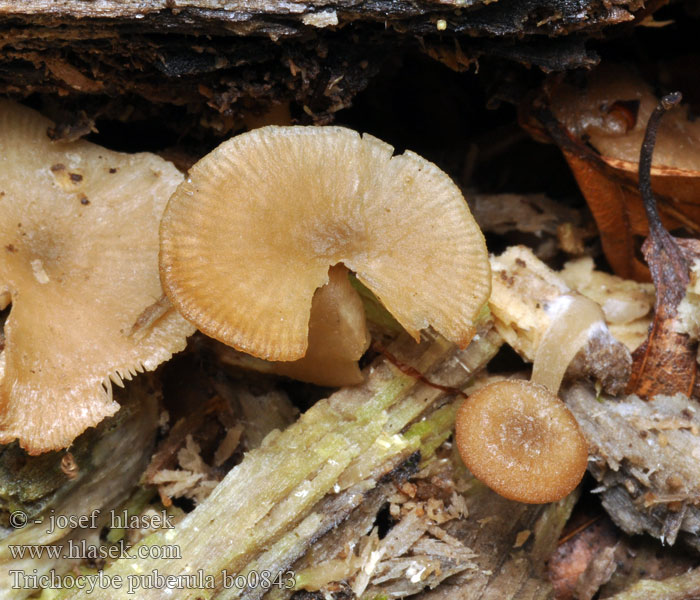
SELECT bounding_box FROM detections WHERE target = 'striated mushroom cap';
[160,126,490,361]
[455,380,588,504]
[0,101,195,454]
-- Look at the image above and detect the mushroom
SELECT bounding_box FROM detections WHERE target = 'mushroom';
[160,125,491,381]
[455,293,603,503]
[455,380,587,504]
[0,100,195,454]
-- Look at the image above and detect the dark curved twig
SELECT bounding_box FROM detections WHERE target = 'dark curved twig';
[637,92,689,306]
[639,92,682,239]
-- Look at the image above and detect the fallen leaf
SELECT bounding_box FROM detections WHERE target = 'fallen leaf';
[524,77,700,398]
[522,66,700,281]
[561,150,700,281]
[627,237,699,398]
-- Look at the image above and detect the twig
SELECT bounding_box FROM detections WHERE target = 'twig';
[373,342,469,400]
[557,514,603,546]
[638,91,688,289]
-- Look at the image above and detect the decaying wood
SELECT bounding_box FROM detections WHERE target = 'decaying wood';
[57,327,500,600]
[489,245,632,395]
[413,477,578,600]
[281,459,575,600]
[549,512,698,599]
[565,383,700,551]
[0,0,663,133]
[607,567,700,600]
[471,192,593,260]
[291,457,479,600]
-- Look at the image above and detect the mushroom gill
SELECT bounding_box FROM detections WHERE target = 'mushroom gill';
[160,126,491,364]
[0,101,195,454]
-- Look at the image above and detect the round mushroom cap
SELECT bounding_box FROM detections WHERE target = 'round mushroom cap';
[455,380,588,504]
[160,126,490,361]
[0,101,195,454]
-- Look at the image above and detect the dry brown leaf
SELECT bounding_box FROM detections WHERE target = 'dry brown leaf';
[524,75,700,398]
[523,66,700,281]
[627,238,700,398]
[562,150,700,281]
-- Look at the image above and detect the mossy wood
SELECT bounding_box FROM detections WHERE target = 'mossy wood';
[62,328,501,600]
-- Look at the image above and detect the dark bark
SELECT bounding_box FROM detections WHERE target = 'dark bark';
[0,0,663,135]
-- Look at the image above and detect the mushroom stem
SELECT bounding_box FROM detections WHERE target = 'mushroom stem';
[213,265,371,386]
[456,293,600,504]
[531,293,606,394]
[268,264,370,386]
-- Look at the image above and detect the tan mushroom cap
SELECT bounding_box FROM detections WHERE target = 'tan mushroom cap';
[0,101,195,454]
[455,380,588,504]
[160,126,490,361]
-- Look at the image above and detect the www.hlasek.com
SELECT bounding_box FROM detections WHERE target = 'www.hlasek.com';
[8,538,182,560]
[10,569,296,594]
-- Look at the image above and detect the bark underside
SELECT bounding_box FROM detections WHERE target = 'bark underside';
[0,0,659,134]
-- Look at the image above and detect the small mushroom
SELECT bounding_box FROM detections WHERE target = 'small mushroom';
[0,101,195,454]
[160,126,490,378]
[456,380,588,504]
[456,293,602,503]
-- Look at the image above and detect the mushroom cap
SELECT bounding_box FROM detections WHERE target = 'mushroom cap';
[160,126,490,361]
[455,380,588,504]
[0,100,195,454]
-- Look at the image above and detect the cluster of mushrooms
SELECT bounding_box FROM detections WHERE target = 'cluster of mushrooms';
[1,100,593,504]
